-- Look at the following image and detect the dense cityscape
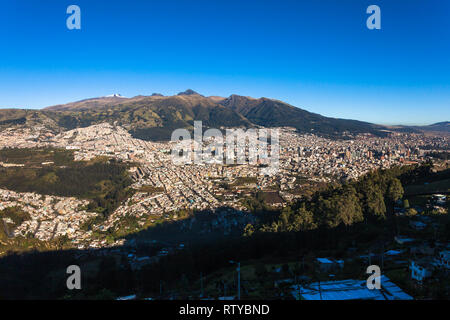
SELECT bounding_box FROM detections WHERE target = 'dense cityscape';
[1,122,447,249]
[0,118,448,302]
[0,1,449,306]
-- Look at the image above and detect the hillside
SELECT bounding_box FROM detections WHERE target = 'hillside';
[219,95,384,136]
[22,91,252,140]
[0,90,447,141]
[388,122,450,134]
[420,121,450,133]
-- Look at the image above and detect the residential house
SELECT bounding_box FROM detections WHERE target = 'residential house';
[410,259,434,282]
[316,258,344,273]
[435,250,450,270]
[395,236,415,245]
[409,220,426,231]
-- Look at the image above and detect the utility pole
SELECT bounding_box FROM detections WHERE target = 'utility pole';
[229,260,241,300]
[200,272,204,298]
[237,262,241,301]
[318,278,322,300]
[296,275,301,301]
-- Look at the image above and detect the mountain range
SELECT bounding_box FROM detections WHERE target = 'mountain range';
[0,90,448,141]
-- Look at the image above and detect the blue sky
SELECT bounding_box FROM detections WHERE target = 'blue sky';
[0,0,449,125]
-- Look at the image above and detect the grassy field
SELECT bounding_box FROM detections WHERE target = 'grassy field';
[138,185,165,194]
[230,176,258,187]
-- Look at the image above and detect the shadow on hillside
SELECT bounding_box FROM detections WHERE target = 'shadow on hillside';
[0,205,402,300]
[124,206,257,245]
[0,206,257,299]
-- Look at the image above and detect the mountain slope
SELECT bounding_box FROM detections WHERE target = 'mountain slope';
[421,122,450,133]
[39,92,252,140]
[220,95,384,136]
[3,90,445,141]
[386,122,450,134]
[44,95,129,111]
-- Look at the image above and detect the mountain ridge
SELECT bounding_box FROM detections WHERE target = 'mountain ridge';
[0,91,448,140]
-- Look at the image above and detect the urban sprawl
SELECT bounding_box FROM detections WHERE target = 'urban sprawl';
[0,123,448,250]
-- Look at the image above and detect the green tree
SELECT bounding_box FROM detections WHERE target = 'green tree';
[403,199,410,209]
[366,187,387,219]
[292,205,317,231]
[326,186,363,228]
[279,206,293,229]
[243,224,255,237]
[387,178,404,203]
[406,208,418,216]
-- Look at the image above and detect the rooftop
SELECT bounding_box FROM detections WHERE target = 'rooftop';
[292,276,413,300]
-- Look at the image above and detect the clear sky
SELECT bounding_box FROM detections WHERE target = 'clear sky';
[0,0,449,125]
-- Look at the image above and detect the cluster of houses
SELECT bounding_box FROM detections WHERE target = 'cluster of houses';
[410,249,450,282]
